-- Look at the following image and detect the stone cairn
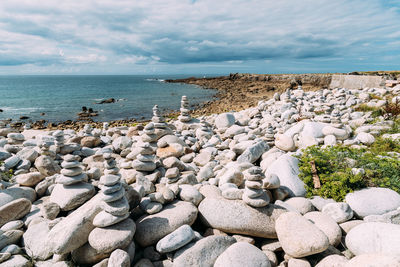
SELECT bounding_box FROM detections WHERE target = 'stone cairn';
[93,153,130,227]
[39,140,55,159]
[57,154,87,185]
[178,95,192,123]
[83,124,93,136]
[152,105,171,139]
[331,109,341,124]
[52,130,65,154]
[102,122,109,135]
[242,166,270,208]
[265,123,275,146]
[132,141,157,173]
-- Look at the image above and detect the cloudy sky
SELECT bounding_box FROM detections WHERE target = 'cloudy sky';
[0,0,399,75]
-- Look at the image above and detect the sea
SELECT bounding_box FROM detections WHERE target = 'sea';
[0,75,216,123]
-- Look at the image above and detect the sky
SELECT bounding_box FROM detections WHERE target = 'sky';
[0,0,399,75]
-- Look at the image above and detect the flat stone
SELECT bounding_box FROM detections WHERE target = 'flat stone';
[88,219,135,254]
[145,202,163,214]
[56,173,87,185]
[0,230,23,251]
[284,197,314,215]
[0,221,24,232]
[23,219,53,260]
[0,255,32,267]
[61,161,80,169]
[60,167,82,177]
[275,212,329,258]
[93,211,129,227]
[50,183,95,211]
[156,224,195,253]
[236,141,268,164]
[135,201,198,247]
[345,187,400,218]
[15,172,44,187]
[214,242,271,267]
[242,191,270,208]
[179,185,203,206]
[132,160,156,172]
[99,183,122,194]
[0,244,21,255]
[99,174,120,186]
[0,199,31,227]
[173,235,236,267]
[198,196,285,238]
[275,134,295,151]
[345,222,400,256]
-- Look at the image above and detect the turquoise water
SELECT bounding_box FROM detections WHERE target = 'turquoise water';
[0,75,215,123]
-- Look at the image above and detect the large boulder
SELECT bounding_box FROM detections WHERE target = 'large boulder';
[266,154,306,197]
[0,198,31,227]
[135,201,198,247]
[50,183,95,211]
[275,212,329,258]
[173,235,236,267]
[23,218,53,260]
[46,195,102,255]
[215,113,235,129]
[345,222,400,256]
[0,187,36,207]
[199,194,286,238]
[214,242,271,267]
[345,187,400,218]
[34,155,61,177]
[236,141,268,164]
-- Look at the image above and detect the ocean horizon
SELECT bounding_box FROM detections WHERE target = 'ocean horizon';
[0,74,217,123]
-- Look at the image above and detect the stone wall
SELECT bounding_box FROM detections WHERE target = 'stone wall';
[330,75,384,89]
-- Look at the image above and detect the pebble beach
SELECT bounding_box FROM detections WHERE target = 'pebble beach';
[0,79,400,267]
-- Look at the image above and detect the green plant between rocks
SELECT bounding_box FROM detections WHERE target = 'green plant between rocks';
[297,145,400,201]
[0,161,13,182]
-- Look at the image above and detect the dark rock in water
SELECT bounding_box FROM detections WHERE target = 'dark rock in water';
[88,108,94,113]
[20,116,30,120]
[40,113,46,116]
[82,106,88,112]
[0,109,3,112]
[98,98,115,104]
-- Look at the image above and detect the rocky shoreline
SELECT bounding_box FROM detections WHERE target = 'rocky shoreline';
[0,82,400,266]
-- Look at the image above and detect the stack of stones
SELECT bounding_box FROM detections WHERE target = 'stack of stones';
[88,153,134,255]
[152,105,171,139]
[39,140,55,159]
[93,154,130,227]
[52,130,65,154]
[102,122,109,135]
[264,124,275,146]
[51,154,94,211]
[195,119,213,143]
[242,166,270,208]
[331,109,341,124]
[141,122,158,145]
[165,167,180,184]
[7,133,25,145]
[132,142,156,173]
[178,96,192,123]
[83,124,93,136]
[56,155,87,185]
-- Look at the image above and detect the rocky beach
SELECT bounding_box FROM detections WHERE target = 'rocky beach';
[0,77,400,267]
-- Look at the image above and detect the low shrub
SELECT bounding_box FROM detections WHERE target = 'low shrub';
[298,145,400,201]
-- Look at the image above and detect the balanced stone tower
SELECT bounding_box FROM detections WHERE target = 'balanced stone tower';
[132,142,156,173]
[50,154,95,211]
[152,105,172,139]
[178,95,192,123]
[265,123,275,146]
[52,130,65,154]
[242,166,270,208]
[88,153,135,254]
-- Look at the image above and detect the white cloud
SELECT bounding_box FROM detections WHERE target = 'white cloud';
[0,0,399,73]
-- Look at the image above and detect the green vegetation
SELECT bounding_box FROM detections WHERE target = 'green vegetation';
[0,162,13,182]
[298,144,400,201]
[354,103,384,118]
